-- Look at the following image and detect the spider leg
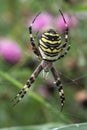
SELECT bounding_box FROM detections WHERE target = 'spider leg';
[58,10,70,60]
[51,66,65,111]
[11,63,43,106]
[28,13,42,60]
[58,28,70,59]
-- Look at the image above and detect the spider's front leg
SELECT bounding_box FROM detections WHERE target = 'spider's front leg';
[11,63,43,106]
[58,9,70,60]
[51,66,65,111]
[28,13,42,60]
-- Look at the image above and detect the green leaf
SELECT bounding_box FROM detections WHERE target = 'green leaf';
[74,6,87,11]
[57,122,87,130]
[0,123,87,130]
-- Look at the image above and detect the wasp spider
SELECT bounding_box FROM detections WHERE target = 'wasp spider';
[11,9,70,111]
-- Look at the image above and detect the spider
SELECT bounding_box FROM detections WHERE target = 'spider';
[11,9,70,111]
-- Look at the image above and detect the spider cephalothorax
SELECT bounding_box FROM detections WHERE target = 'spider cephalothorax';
[11,9,70,111]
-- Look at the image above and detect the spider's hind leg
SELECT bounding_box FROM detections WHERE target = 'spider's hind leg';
[11,63,43,106]
[51,66,65,111]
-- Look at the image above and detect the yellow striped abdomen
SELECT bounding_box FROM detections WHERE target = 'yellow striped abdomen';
[39,29,62,61]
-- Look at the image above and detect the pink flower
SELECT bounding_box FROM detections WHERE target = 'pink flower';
[56,13,71,32]
[0,38,22,64]
[56,13,78,32]
[37,81,54,98]
[28,12,52,31]
[70,15,78,27]
[38,85,49,98]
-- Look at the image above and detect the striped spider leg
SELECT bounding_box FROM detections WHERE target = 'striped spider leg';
[51,66,65,111]
[11,63,43,106]
[11,9,70,111]
[28,12,42,60]
[58,9,70,60]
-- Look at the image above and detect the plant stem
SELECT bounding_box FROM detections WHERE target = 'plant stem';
[0,70,70,123]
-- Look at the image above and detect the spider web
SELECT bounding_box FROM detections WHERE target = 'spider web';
[56,71,87,121]
[59,71,87,87]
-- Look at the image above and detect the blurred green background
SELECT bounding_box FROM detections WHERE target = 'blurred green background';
[0,0,87,129]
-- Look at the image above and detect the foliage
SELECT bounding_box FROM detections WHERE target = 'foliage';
[0,123,87,130]
[0,0,87,129]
